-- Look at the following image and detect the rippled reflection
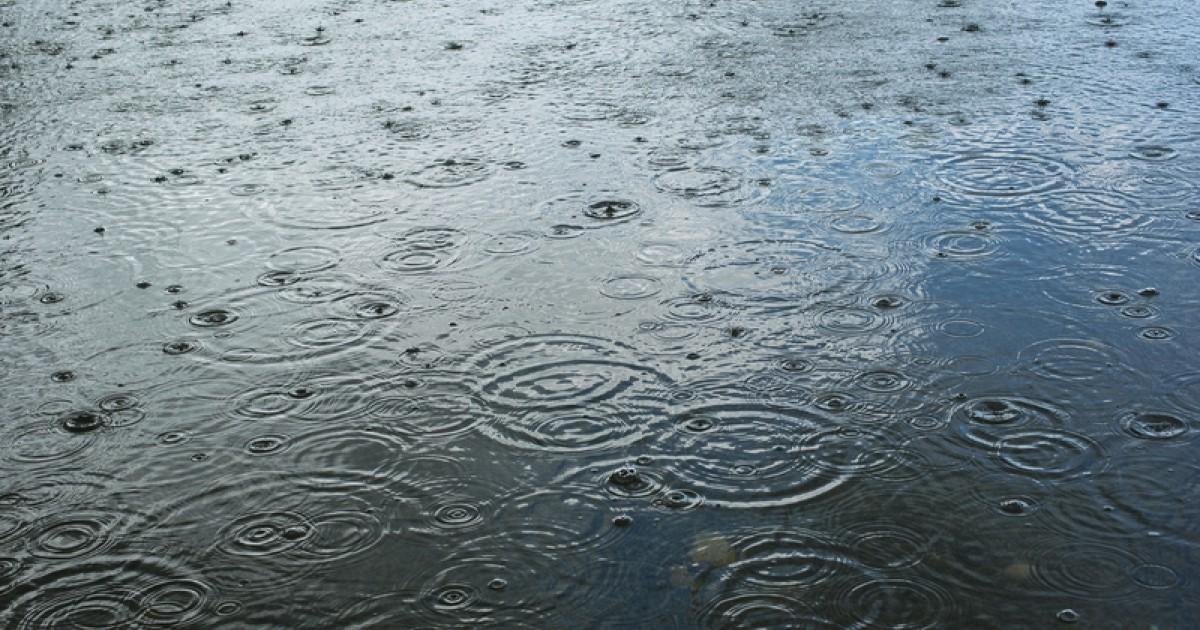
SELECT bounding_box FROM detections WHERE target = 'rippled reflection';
[1,0,1198,625]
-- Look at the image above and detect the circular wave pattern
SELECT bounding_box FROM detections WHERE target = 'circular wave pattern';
[936,151,1071,198]
[405,157,492,188]
[1021,189,1150,239]
[917,396,1069,469]
[653,404,849,508]
[377,227,473,275]
[690,528,874,619]
[1030,541,1141,599]
[685,239,873,306]
[473,334,672,412]
[653,167,766,207]
[696,593,822,629]
[1120,411,1189,441]
[994,430,1105,480]
[480,405,650,455]
[836,578,955,629]
[0,558,210,630]
[1020,338,1123,381]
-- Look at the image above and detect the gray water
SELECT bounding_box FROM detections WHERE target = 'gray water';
[1,0,1198,626]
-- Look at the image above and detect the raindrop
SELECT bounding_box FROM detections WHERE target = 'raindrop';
[163,340,200,355]
[1122,412,1188,440]
[1139,327,1173,341]
[60,410,105,433]
[188,309,238,328]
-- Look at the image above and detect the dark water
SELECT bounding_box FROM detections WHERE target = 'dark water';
[1,0,1198,626]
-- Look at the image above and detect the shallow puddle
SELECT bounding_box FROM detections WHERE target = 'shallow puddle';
[1,0,1198,626]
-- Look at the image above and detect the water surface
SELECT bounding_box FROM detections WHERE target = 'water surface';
[1,0,1198,626]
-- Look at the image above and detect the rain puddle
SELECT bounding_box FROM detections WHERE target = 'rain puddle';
[0,0,1197,626]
